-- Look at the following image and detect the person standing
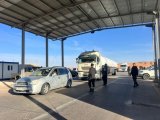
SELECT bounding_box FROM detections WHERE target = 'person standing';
[131,63,139,87]
[88,63,96,92]
[101,64,108,86]
[127,66,131,76]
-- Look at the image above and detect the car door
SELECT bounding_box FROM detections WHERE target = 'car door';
[150,69,155,77]
[63,68,69,86]
[58,68,68,87]
[49,68,61,89]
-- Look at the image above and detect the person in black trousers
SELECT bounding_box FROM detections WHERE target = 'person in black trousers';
[88,63,96,92]
[131,63,139,87]
[101,64,108,86]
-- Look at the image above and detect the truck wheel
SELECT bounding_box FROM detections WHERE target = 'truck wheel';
[143,74,150,80]
[40,83,50,95]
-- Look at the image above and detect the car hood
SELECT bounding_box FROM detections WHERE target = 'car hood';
[17,76,44,82]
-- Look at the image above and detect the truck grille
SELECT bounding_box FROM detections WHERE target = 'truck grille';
[17,82,28,86]
[81,67,90,71]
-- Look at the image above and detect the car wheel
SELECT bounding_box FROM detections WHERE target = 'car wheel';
[143,73,150,80]
[66,80,72,88]
[40,83,50,95]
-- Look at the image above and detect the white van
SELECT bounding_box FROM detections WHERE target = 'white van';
[13,66,72,95]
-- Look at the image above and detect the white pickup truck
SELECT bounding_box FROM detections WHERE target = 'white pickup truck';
[138,67,154,80]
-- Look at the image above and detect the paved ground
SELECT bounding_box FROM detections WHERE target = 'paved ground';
[0,72,160,120]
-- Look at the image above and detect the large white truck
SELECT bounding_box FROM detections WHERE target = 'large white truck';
[76,50,118,79]
[118,63,128,72]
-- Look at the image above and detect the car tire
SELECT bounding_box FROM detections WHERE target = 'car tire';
[40,83,50,95]
[143,73,150,80]
[66,80,72,88]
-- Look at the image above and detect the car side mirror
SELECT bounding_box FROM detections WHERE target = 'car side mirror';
[50,73,57,77]
[51,74,56,78]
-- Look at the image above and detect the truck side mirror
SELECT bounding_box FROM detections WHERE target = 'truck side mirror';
[76,58,79,63]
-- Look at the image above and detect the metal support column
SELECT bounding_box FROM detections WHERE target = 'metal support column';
[46,34,49,67]
[61,39,64,67]
[155,11,160,86]
[153,25,158,82]
[21,25,25,77]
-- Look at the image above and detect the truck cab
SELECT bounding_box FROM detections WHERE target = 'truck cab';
[119,63,128,72]
[76,51,117,79]
[77,52,100,79]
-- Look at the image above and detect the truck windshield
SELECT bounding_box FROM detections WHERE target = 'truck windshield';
[30,68,52,76]
[120,65,127,67]
[79,58,95,63]
[78,54,99,63]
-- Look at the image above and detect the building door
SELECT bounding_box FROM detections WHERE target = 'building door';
[0,63,2,79]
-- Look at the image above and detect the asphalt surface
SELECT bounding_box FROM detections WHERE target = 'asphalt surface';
[0,72,160,120]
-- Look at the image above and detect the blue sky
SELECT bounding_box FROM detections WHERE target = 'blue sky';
[0,23,153,67]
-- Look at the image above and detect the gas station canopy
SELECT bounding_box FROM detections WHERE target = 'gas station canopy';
[0,0,159,39]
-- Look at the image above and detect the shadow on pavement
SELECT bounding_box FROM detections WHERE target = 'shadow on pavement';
[55,77,160,120]
[1,81,13,89]
[2,82,67,120]
[2,76,160,120]
[24,95,67,120]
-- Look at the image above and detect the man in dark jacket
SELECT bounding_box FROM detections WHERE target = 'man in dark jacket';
[101,64,108,86]
[88,63,96,92]
[131,63,139,87]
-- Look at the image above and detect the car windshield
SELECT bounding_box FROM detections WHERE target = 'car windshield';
[145,66,154,70]
[30,68,52,76]
[149,67,155,70]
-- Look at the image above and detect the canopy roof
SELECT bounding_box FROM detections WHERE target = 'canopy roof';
[0,0,159,40]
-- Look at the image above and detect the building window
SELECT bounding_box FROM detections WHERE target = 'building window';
[8,65,10,71]
[11,66,13,70]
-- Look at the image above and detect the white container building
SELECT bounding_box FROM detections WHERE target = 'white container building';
[0,61,19,80]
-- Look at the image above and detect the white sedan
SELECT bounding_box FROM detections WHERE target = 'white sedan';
[13,66,72,95]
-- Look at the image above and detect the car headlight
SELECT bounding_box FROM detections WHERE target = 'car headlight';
[31,80,39,85]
